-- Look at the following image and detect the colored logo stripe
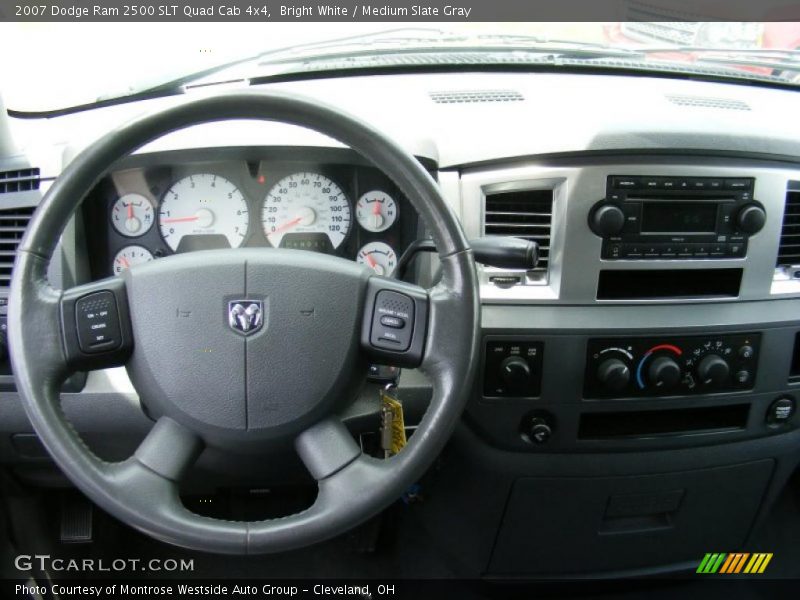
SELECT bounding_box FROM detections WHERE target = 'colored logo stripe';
[697,553,773,574]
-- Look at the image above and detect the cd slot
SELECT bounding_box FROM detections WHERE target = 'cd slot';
[597,269,742,300]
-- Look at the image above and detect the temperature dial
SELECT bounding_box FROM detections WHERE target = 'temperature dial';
[356,191,397,232]
[111,193,154,237]
[357,242,397,276]
[112,245,154,275]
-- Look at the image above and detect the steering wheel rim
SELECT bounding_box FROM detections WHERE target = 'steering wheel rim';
[8,91,480,554]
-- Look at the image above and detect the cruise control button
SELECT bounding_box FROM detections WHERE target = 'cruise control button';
[380,315,405,329]
[75,291,122,353]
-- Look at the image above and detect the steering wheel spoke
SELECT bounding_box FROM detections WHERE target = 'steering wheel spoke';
[295,417,361,481]
[133,417,204,482]
[59,275,134,372]
[360,275,429,368]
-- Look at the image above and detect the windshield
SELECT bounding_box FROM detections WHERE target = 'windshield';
[2,21,799,113]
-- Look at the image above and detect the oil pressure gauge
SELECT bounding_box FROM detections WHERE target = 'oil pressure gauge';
[356,191,397,233]
[111,193,154,237]
[357,241,397,276]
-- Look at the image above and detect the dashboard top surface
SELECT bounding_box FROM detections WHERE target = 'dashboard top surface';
[8,71,800,178]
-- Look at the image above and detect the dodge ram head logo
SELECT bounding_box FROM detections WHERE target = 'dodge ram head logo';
[228,300,263,335]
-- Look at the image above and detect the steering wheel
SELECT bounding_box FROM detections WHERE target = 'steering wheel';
[8,91,479,554]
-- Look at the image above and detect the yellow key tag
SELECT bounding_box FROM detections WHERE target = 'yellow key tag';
[380,387,407,456]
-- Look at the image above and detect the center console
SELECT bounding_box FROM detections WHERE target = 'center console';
[437,157,800,577]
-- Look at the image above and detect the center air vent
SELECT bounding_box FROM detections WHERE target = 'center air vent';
[483,189,553,281]
[430,90,524,104]
[0,168,41,194]
[777,185,800,268]
[0,206,35,287]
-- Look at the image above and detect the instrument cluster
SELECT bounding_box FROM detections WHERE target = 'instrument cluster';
[83,153,420,280]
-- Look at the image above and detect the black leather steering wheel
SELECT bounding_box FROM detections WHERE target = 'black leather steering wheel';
[8,91,479,554]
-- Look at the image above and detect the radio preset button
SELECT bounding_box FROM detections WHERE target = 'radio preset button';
[642,178,660,189]
[613,177,640,189]
[725,178,751,190]
[728,242,746,257]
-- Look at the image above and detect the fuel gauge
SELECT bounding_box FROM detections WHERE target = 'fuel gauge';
[357,242,397,276]
[112,245,154,275]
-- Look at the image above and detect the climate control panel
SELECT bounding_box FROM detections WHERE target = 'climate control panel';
[584,334,760,399]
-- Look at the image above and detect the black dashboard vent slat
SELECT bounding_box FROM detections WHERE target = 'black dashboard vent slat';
[429,90,524,104]
[0,206,36,287]
[484,189,553,277]
[777,187,800,267]
[0,168,41,194]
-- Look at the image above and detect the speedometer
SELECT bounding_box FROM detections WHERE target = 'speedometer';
[159,174,249,252]
[262,172,351,250]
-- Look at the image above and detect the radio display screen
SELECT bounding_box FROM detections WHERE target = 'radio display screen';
[641,202,718,234]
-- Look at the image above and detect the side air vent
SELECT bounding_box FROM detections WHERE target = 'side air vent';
[430,90,524,104]
[0,168,41,194]
[666,95,750,111]
[0,206,35,287]
[777,185,800,268]
[483,189,553,282]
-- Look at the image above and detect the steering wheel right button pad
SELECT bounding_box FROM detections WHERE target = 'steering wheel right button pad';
[371,291,414,351]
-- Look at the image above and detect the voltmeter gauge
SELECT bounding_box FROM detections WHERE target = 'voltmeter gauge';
[356,191,397,233]
[112,245,154,275]
[111,193,154,237]
[357,241,397,276]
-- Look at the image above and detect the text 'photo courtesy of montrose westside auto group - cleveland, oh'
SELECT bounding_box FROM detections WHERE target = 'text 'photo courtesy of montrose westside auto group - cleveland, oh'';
[2,0,800,599]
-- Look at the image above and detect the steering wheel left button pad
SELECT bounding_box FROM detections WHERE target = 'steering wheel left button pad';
[60,278,134,371]
[75,292,121,353]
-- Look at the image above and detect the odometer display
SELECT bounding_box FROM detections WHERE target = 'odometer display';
[262,172,351,250]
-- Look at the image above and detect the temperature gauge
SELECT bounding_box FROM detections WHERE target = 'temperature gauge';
[357,241,397,276]
[356,191,397,233]
[112,245,154,275]
[111,193,154,237]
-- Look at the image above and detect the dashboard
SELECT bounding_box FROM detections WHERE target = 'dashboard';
[4,70,800,577]
[80,148,424,281]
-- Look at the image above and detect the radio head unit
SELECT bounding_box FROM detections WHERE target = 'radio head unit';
[590,176,765,260]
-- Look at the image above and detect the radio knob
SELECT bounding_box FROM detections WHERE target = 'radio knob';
[736,204,766,234]
[500,356,531,391]
[590,204,626,237]
[648,356,682,390]
[597,358,630,392]
[697,354,730,386]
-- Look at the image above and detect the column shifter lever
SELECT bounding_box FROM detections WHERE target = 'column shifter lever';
[394,236,538,279]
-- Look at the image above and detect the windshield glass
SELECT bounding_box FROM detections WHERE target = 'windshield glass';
[2,21,799,112]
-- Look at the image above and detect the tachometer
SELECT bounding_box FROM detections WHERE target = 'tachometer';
[262,172,351,250]
[159,174,249,252]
